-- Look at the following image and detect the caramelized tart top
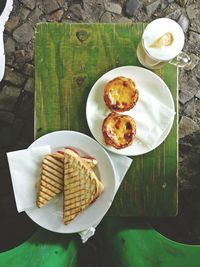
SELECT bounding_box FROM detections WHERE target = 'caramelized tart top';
[102,112,136,149]
[104,76,139,112]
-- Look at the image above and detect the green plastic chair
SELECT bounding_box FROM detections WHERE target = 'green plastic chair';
[102,218,200,267]
[0,228,79,267]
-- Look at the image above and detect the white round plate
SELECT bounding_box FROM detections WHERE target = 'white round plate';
[86,66,175,156]
[27,131,116,233]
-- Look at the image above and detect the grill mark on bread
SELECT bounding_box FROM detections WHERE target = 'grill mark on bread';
[64,177,83,186]
[64,190,86,200]
[40,186,57,197]
[41,180,61,193]
[38,191,53,201]
[64,207,82,216]
[65,182,94,193]
[37,187,57,205]
[37,198,47,206]
[42,165,63,179]
[47,153,64,162]
[44,157,63,169]
[42,170,63,184]
[64,167,78,174]
[64,205,83,213]
[64,194,86,204]
[65,182,81,191]
[64,169,75,175]
[41,174,63,187]
[38,192,50,201]
[64,201,84,210]
[64,189,87,198]
[65,176,80,184]
[43,159,63,174]
[40,191,53,200]
[38,199,45,204]
[42,167,63,177]
[44,157,63,170]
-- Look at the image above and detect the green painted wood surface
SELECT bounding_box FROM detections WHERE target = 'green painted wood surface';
[35,23,178,216]
[0,228,78,267]
[102,218,200,267]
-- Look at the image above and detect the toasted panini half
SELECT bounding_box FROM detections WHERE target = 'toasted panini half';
[102,112,136,149]
[63,150,104,225]
[104,76,139,112]
[36,152,64,208]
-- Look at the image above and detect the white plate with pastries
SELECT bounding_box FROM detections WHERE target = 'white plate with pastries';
[86,66,175,156]
[27,131,116,233]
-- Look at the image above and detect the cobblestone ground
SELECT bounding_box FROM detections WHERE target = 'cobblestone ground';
[0,0,200,257]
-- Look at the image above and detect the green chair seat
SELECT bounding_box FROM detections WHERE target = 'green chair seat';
[102,218,200,267]
[0,228,78,267]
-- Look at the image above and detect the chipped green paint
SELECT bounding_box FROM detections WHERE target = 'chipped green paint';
[35,23,178,216]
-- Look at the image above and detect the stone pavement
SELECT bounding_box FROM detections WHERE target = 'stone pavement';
[0,0,200,253]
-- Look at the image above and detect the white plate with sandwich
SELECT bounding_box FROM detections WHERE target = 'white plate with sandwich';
[27,131,116,233]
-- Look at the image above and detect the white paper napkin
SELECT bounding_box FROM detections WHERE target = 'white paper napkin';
[7,146,51,212]
[79,151,132,242]
[133,89,175,148]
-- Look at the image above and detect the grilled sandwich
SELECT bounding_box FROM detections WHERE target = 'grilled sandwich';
[36,149,98,208]
[63,149,104,225]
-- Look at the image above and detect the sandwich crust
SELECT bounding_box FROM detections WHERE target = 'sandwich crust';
[104,76,139,112]
[102,112,136,149]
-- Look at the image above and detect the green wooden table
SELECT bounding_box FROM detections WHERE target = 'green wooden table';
[35,23,178,217]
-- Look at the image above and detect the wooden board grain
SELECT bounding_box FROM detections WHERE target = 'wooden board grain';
[35,23,178,216]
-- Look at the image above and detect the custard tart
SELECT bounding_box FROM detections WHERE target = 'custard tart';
[104,76,139,112]
[102,112,136,149]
